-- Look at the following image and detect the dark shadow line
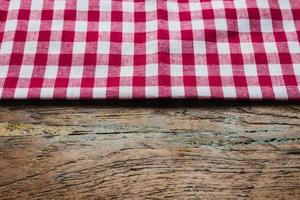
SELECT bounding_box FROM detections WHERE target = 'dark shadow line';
[0,99,299,108]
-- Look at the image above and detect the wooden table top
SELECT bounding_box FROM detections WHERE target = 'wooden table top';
[0,100,299,199]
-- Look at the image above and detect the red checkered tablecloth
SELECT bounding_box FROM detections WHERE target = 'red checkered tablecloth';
[0,0,300,99]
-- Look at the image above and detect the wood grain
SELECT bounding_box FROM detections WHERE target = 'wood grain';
[0,100,299,199]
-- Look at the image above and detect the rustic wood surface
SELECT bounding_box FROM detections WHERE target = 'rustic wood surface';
[0,100,299,200]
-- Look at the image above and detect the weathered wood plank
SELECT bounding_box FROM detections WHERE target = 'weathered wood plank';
[0,100,299,199]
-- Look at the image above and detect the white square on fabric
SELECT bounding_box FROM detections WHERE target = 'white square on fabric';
[167,2,179,12]
[240,43,254,54]
[234,0,247,9]
[28,20,41,32]
[97,41,110,54]
[260,20,273,32]
[169,40,182,54]
[93,87,107,98]
[40,88,54,99]
[24,41,38,54]
[0,41,14,54]
[122,22,135,33]
[120,66,133,77]
[191,19,204,30]
[146,20,158,32]
[51,20,64,31]
[193,41,206,54]
[195,65,208,77]
[268,64,282,76]
[95,65,108,78]
[146,40,158,54]
[73,42,86,54]
[220,65,233,76]
[212,1,224,9]
[69,66,83,78]
[168,21,181,31]
[293,64,300,75]
[273,86,288,99]
[197,86,211,97]
[217,43,231,54]
[145,1,157,12]
[264,42,278,53]
[100,1,112,12]
[122,2,134,12]
[9,0,21,10]
[48,41,61,54]
[145,64,158,77]
[171,86,185,97]
[0,66,9,78]
[44,66,58,78]
[171,65,183,77]
[75,21,88,32]
[77,1,88,11]
[14,88,29,99]
[238,19,250,32]
[248,86,262,99]
[4,20,18,31]
[122,43,134,55]
[256,0,270,9]
[145,86,159,98]
[288,42,300,53]
[19,65,34,78]
[31,0,44,10]
[215,19,228,30]
[283,21,296,33]
[67,87,81,99]
[53,0,66,10]
[278,0,291,9]
[99,22,111,32]
[189,2,201,12]
[222,86,237,98]
[119,86,133,98]
[244,65,258,76]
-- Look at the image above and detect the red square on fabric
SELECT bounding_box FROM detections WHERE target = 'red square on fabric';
[59,54,72,66]
[184,76,197,86]
[133,77,146,87]
[135,12,146,22]
[41,10,53,20]
[18,10,30,20]
[64,10,77,21]
[34,54,48,66]
[107,77,120,87]
[38,31,51,41]
[84,54,97,66]
[62,31,75,42]
[55,78,69,87]
[234,76,247,87]
[9,54,23,65]
[88,11,100,22]
[0,10,7,21]
[86,32,98,41]
[14,31,27,41]
[4,77,18,88]
[284,75,297,86]
[30,78,44,88]
[259,76,272,86]
[111,11,122,21]
[81,78,95,88]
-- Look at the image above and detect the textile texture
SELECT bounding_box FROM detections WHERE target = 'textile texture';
[0,0,300,99]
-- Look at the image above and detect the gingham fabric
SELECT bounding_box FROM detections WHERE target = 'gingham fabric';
[0,0,300,100]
